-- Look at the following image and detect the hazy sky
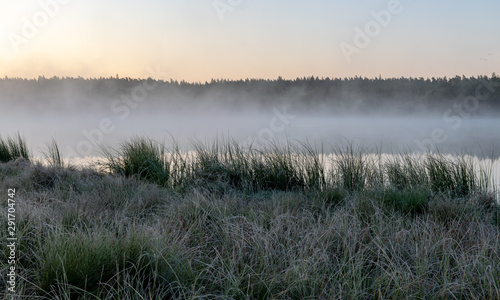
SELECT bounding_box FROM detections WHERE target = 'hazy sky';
[0,0,498,81]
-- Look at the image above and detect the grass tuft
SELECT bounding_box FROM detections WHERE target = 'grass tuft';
[0,133,30,162]
[102,137,170,186]
[43,139,63,168]
[332,143,368,192]
[36,230,158,298]
[380,187,430,214]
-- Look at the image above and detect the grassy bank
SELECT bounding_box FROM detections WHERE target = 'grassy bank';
[101,137,495,198]
[0,136,499,299]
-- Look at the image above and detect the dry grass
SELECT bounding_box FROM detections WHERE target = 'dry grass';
[0,157,499,299]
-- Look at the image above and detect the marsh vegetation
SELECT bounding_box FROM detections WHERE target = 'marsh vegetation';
[0,135,499,299]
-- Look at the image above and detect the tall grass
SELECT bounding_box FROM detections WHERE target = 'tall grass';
[386,151,427,190]
[0,133,30,162]
[0,135,493,200]
[425,153,483,198]
[331,143,369,192]
[251,142,305,191]
[43,139,63,168]
[1,136,499,299]
[97,137,496,201]
[101,137,170,186]
[100,138,328,193]
[188,139,329,192]
[36,230,156,297]
[1,159,499,299]
[191,139,246,190]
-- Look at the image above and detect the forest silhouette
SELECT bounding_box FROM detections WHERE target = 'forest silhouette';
[2,74,499,115]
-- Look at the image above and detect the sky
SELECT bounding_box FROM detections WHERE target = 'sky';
[0,0,499,82]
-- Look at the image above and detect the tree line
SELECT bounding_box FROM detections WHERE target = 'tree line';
[1,74,499,115]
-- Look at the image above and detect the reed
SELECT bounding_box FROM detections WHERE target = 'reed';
[43,139,63,168]
[101,137,170,186]
[0,136,499,299]
[0,133,30,162]
[97,137,496,199]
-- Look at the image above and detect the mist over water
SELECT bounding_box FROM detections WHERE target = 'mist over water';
[3,111,500,158]
[2,77,500,195]
[2,76,498,159]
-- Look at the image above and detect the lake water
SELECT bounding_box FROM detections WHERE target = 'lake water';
[34,151,500,204]
[3,108,499,200]
[4,111,500,157]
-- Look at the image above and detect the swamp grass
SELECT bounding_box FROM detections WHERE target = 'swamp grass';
[0,136,499,299]
[101,137,494,201]
[0,134,30,163]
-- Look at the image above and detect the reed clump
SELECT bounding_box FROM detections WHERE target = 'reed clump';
[0,135,499,299]
[97,138,496,202]
[101,137,170,186]
[0,133,30,163]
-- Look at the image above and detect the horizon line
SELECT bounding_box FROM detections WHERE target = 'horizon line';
[1,73,498,83]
